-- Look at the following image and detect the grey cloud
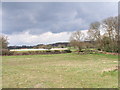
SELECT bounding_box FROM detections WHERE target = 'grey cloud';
[2,2,118,35]
[0,2,2,33]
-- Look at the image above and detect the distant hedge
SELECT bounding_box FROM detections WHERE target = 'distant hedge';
[0,49,11,55]
[1,49,71,56]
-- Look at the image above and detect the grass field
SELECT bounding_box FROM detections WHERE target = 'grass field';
[2,53,118,88]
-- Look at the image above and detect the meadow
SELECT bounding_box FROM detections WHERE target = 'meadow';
[2,53,118,88]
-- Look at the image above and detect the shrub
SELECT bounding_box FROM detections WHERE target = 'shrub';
[63,50,71,53]
[54,50,61,52]
[22,52,29,55]
[1,49,9,55]
[82,49,98,54]
[8,51,15,55]
[46,50,51,53]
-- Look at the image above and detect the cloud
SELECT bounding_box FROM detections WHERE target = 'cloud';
[6,29,88,46]
[2,2,118,45]
[7,31,71,45]
[0,2,2,33]
[2,2,117,35]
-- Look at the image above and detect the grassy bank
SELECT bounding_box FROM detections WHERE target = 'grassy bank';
[2,53,118,88]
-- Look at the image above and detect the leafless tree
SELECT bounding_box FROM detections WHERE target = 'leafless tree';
[103,17,117,40]
[0,35,8,49]
[87,21,102,50]
[102,16,118,52]
[87,21,101,41]
[0,35,9,55]
[87,16,118,52]
[70,31,85,52]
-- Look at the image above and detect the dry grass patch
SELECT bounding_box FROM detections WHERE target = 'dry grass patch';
[2,53,118,88]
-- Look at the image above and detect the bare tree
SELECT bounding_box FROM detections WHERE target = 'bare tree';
[87,21,102,50]
[87,16,118,52]
[70,31,85,52]
[87,21,101,41]
[103,17,117,40]
[0,35,9,55]
[0,35,8,49]
[102,16,118,52]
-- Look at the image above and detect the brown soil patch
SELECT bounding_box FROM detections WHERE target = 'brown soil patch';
[102,52,118,55]
[34,83,42,88]
[102,66,119,72]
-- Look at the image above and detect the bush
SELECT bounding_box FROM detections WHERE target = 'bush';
[46,50,51,52]
[8,51,15,55]
[1,49,9,55]
[82,49,98,54]
[63,50,71,53]
[54,50,61,52]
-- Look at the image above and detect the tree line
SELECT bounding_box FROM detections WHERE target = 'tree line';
[70,16,119,53]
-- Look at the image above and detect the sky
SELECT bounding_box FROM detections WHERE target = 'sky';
[1,2,118,46]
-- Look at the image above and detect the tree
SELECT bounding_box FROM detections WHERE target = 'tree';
[70,31,85,52]
[87,21,101,41]
[0,35,8,49]
[0,35,9,55]
[87,16,118,52]
[87,21,102,50]
[102,16,118,52]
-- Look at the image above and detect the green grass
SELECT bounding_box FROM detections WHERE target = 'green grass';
[2,53,118,88]
[0,56,2,89]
